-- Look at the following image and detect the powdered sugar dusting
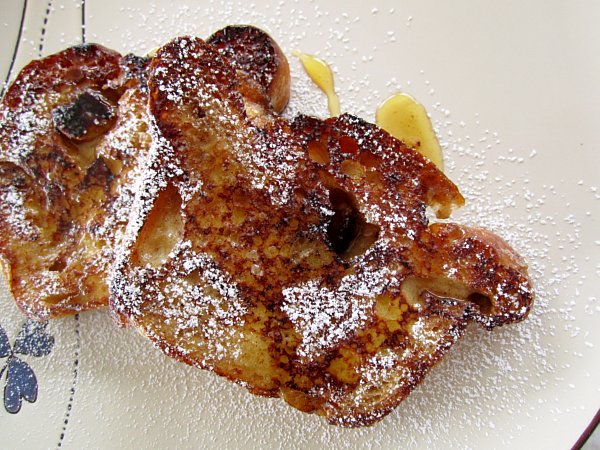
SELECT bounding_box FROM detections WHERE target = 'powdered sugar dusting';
[0,86,55,165]
[0,45,155,318]
[0,1,597,449]
[0,185,37,239]
[106,30,535,432]
[83,3,596,446]
[283,263,395,361]
[149,243,247,364]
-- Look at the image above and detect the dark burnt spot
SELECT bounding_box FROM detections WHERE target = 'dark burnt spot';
[48,259,67,272]
[466,292,493,315]
[326,188,379,258]
[82,157,114,190]
[121,54,150,91]
[70,43,98,55]
[52,91,116,141]
[0,163,28,189]
[327,188,358,254]
[208,25,277,90]
[195,105,206,119]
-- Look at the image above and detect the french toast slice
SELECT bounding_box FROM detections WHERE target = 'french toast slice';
[0,27,291,320]
[110,36,533,426]
[0,44,151,319]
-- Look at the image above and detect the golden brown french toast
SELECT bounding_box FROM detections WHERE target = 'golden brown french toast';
[0,27,291,320]
[110,36,533,426]
[0,44,151,319]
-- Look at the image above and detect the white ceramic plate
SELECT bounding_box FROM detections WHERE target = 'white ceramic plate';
[1,1,599,448]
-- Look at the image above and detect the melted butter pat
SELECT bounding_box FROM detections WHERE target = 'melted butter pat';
[293,51,341,117]
[376,93,444,170]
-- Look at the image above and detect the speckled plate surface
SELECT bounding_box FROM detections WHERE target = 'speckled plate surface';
[1,1,599,448]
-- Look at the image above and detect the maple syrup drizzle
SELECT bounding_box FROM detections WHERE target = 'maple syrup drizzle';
[294,51,444,170]
[375,93,444,170]
[292,51,341,117]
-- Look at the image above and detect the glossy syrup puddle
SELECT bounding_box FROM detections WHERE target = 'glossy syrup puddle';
[292,51,340,117]
[376,93,444,170]
[294,52,444,170]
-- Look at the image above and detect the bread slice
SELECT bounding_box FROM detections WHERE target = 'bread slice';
[0,44,151,319]
[0,27,291,319]
[110,36,533,426]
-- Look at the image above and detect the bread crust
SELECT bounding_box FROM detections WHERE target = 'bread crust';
[0,44,151,319]
[0,26,291,320]
[208,25,290,114]
[110,36,533,426]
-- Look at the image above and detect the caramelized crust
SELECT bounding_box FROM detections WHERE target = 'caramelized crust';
[208,25,291,114]
[0,44,152,319]
[0,27,291,320]
[111,37,533,426]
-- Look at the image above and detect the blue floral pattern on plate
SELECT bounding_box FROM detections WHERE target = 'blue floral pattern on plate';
[0,320,54,413]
